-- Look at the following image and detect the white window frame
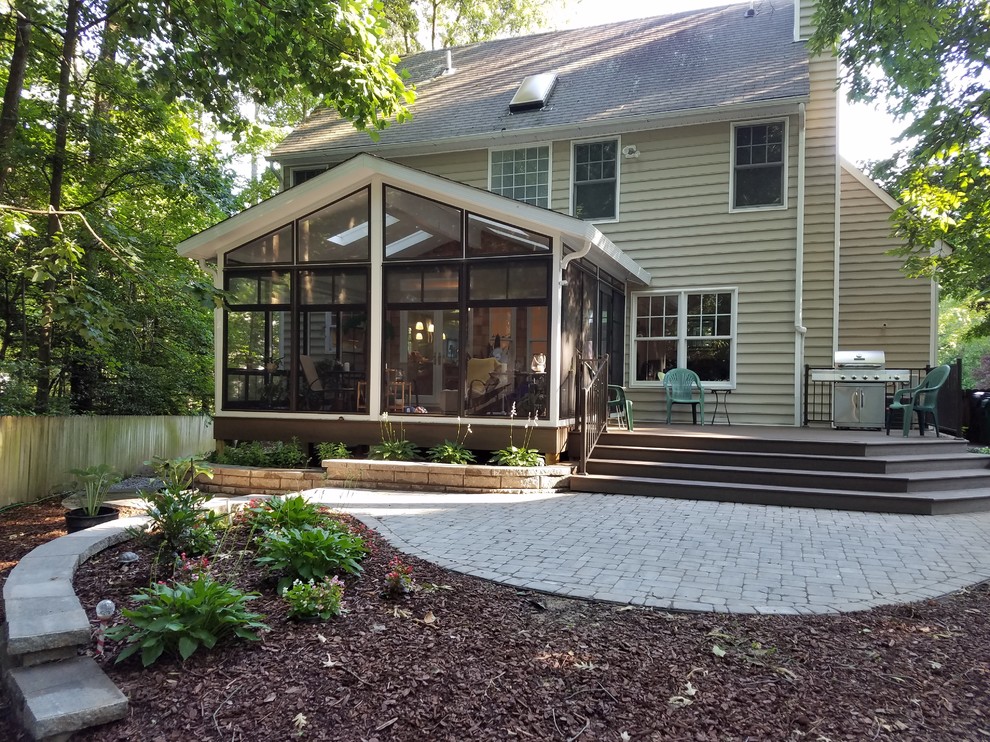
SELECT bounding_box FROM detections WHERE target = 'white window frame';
[729,119,788,212]
[629,287,737,390]
[488,143,553,209]
[569,136,620,223]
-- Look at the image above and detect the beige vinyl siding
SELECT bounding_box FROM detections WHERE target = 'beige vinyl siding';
[800,55,839,369]
[392,150,489,190]
[569,122,800,425]
[797,0,816,40]
[838,167,934,367]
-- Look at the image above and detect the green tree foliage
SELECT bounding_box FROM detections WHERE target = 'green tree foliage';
[381,0,562,53]
[0,0,414,414]
[810,1,990,329]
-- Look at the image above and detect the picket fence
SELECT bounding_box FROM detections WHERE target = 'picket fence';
[0,415,215,507]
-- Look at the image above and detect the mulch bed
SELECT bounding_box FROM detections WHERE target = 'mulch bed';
[2,499,990,740]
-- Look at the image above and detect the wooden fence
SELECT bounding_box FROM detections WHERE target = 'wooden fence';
[0,416,215,507]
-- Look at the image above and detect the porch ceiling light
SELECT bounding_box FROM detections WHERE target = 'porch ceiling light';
[415,332,424,340]
[415,321,425,331]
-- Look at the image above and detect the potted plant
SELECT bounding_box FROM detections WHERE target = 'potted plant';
[66,464,123,532]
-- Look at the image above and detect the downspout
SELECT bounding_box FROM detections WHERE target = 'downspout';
[793,103,807,426]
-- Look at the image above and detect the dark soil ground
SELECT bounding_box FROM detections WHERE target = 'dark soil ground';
[2,499,990,741]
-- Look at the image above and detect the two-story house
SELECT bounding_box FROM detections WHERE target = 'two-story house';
[177,1,935,459]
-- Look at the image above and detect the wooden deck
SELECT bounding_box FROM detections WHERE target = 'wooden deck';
[572,424,990,515]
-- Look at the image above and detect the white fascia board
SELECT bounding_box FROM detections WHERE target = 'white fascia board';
[271,97,808,167]
[839,156,901,211]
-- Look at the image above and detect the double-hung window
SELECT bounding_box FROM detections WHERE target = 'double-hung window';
[573,139,618,221]
[632,290,735,387]
[732,121,785,209]
[490,146,550,207]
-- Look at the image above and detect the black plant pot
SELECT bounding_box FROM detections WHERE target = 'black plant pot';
[65,505,120,533]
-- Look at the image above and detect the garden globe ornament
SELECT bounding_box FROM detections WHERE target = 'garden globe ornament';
[95,599,116,655]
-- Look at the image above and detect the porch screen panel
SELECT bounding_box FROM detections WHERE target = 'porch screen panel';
[296,269,369,412]
[297,188,370,263]
[466,213,551,257]
[384,186,462,260]
[224,225,292,266]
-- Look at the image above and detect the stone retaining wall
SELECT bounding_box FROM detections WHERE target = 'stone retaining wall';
[197,461,572,496]
[322,459,571,494]
[197,465,326,496]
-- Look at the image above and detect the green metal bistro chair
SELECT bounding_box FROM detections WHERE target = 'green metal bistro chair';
[663,368,705,425]
[607,385,634,430]
[886,364,951,437]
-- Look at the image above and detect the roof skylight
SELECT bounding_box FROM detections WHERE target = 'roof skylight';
[509,72,558,112]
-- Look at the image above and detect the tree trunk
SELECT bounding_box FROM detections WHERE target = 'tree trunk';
[0,4,34,199]
[35,0,81,413]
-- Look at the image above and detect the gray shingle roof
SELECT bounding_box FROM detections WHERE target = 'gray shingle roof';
[273,2,808,160]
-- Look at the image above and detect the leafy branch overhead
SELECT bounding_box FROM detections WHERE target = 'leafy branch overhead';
[809,0,990,325]
[120,0,416,134]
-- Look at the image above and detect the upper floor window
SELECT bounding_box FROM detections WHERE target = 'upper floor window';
[573,139,618,221]
[490,147,550,208]
[290,168,327,188]
[732,122,785,209]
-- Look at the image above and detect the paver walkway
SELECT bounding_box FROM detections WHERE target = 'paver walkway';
[307,488,990,614]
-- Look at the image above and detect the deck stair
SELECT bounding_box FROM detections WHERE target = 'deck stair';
[570,427,990,514]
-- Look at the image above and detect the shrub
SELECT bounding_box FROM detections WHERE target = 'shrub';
[244,494,328,534]
[214,439,311,468]
[317,441,351,460]
[255,524,369,593]
[141,456,219,555]
[107,576,268,667]
[384,556,415,596]
[283,576,346,620]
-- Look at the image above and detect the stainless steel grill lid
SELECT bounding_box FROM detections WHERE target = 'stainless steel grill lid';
[834,350,885,369]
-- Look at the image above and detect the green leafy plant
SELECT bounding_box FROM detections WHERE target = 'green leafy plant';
[427,418,475,464]
[107,576,268,667]
[214,439,311,468]
[283,576,346,620]
[317,441,351,460]
[141,456,219,555]
[68,464,122,516]
[369,412,419,461]
[255,524,369,593]
[490,403,543,467]
[244,494,329,534]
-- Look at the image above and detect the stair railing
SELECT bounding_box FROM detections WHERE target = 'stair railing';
[578,355,609,475]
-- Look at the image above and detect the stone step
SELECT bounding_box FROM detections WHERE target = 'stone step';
[6,656,128,741]
[570,474,990,515]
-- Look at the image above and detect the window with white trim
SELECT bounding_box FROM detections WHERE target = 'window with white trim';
[490,146,550,207]
[573,139,618,220]
[633,290,735,386]
[732,122,785,209]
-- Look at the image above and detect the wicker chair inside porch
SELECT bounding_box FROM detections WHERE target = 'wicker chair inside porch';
[663,368,705,425]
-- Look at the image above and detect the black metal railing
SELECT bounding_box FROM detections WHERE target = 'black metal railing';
[577,356,609,475]
[803,358,964,435]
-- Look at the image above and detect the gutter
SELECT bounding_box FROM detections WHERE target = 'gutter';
[272,97,810,166]
[793,102,807,426]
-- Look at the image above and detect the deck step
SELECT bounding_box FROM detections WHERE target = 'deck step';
[570,474,990,515]
[586,458,990,494]
[6,657,128,741]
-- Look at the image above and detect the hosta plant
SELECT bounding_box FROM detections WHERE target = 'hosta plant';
[244,494,329,534]
[107,576,268,667]
[68,463,122,516]
[369,412,419,461]
[283,576,346,620]
[255,524,369,593]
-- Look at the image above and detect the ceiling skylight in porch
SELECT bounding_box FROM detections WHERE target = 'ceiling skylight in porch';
[509,72,558,112]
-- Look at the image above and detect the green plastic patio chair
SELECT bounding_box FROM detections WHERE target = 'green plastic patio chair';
[885,364,951,437]
[663,368,705,425]
[607,385,634,430]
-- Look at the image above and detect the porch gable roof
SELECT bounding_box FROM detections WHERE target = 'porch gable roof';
[177,153,651,286]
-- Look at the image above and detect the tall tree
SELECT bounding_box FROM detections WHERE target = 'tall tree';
[810,0,990,329]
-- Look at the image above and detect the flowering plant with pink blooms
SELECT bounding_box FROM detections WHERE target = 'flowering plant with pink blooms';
[384,557,415,596]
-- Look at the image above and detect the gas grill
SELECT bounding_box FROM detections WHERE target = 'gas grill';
[809,351,910,429]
